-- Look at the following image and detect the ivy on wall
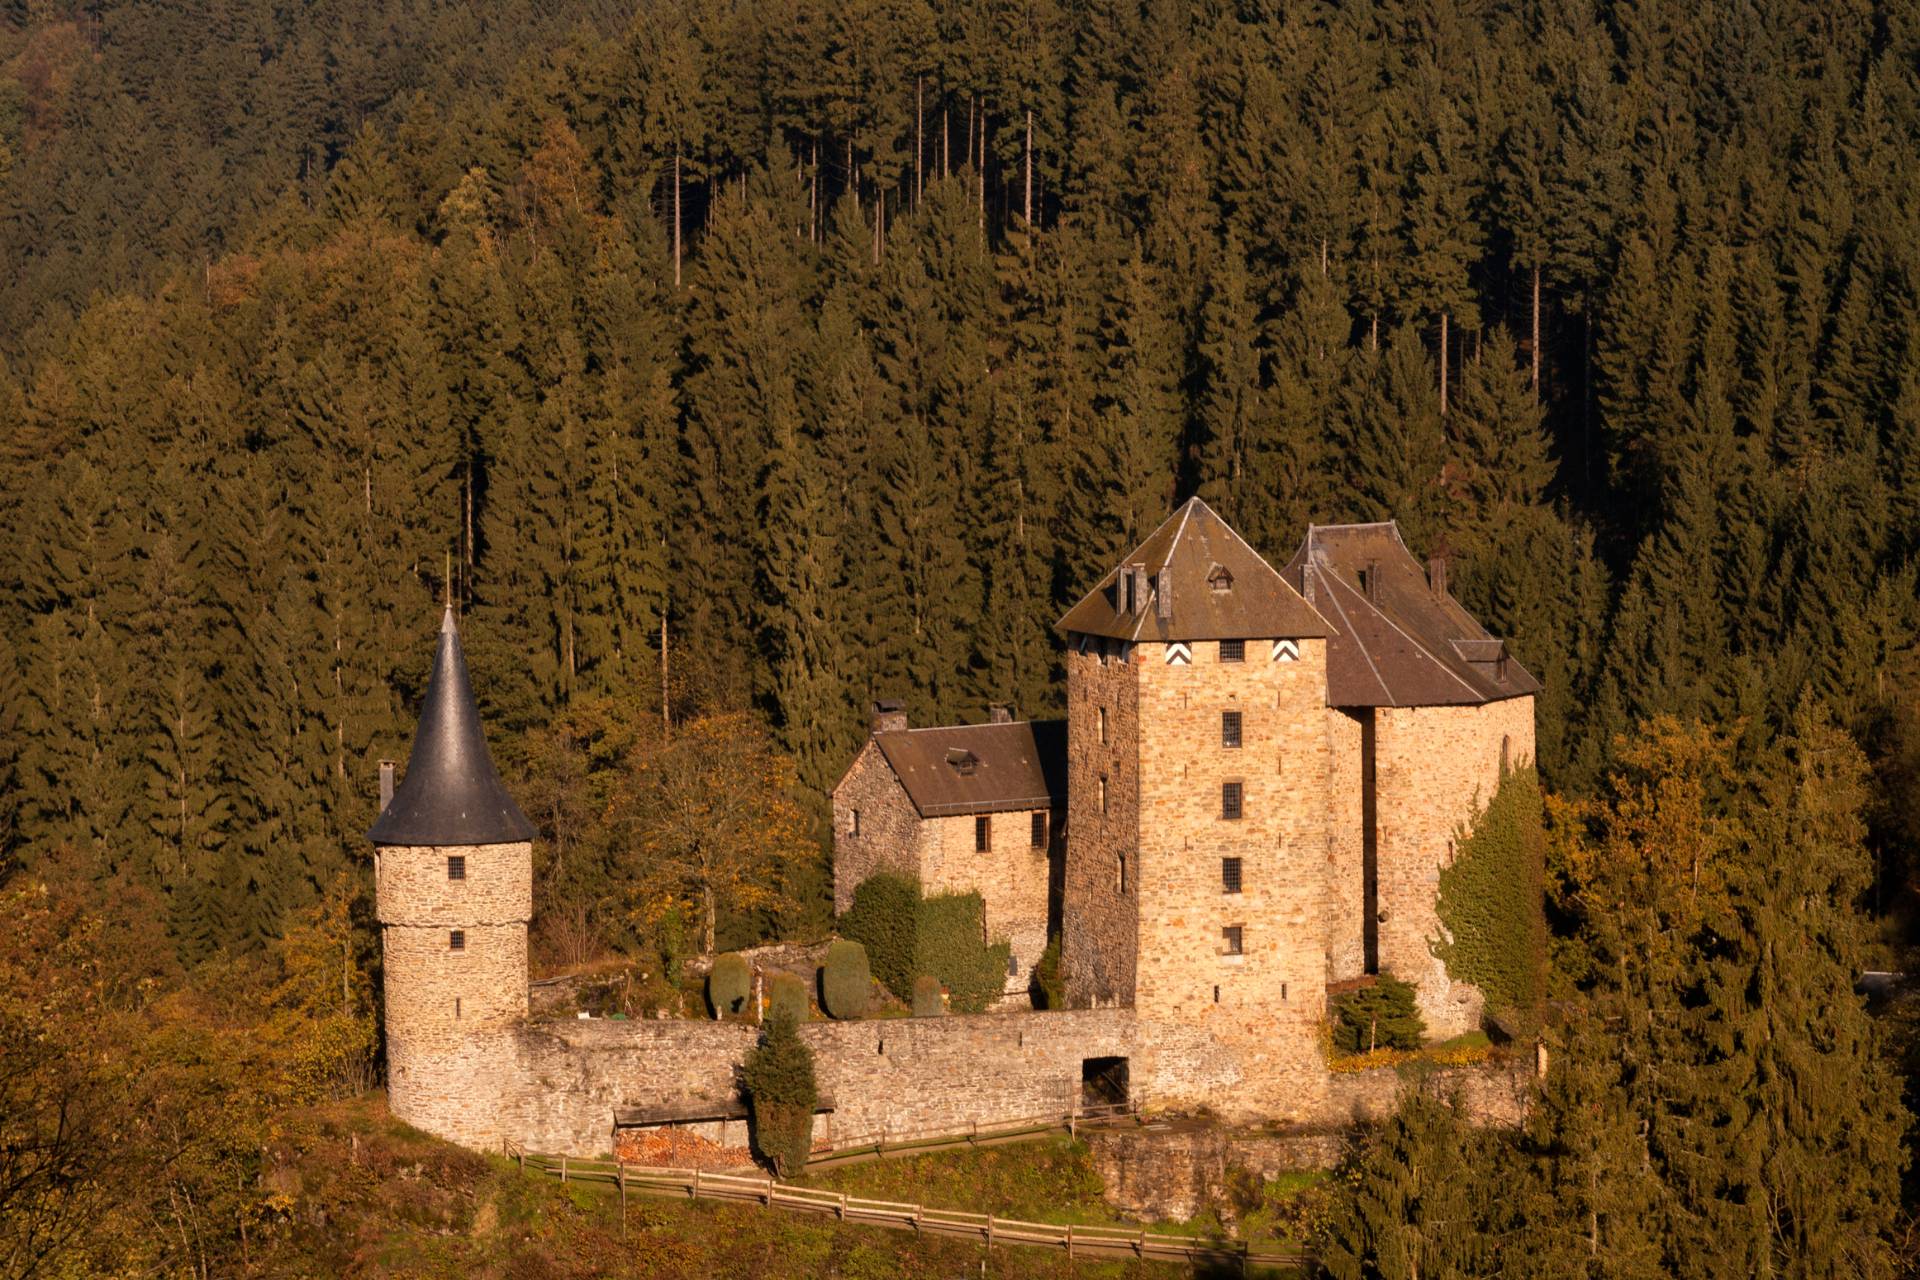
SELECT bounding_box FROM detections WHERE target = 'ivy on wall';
[1432,767,1548,1019]
[841,874,1012,1013]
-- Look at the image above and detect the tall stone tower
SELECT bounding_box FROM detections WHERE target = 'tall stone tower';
[1057,498,1334,1118]
[370,607,536,1147]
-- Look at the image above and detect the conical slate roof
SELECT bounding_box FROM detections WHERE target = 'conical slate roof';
[368,608,537,847]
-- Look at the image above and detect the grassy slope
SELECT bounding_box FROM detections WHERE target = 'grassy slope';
[255,1098,1195,1278]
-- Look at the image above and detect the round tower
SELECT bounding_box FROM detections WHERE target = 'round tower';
[370,607,536,1148]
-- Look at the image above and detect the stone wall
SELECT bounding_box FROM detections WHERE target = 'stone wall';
[830,739,928,914]
[1372,697,1537,1035]
[1132,636,1332,1121]
[923,808,1055,990]
[1324,707,1367,981]
[1061,642,1141,1006]
[377,840,533,1146]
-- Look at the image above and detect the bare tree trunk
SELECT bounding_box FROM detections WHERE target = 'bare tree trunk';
[979,105,987,233]
[809,138,818,242]
[848,139,856,211]
[1321,238,1328,277]
[1531,264,1542,399]
[673,150,682,287]
[703,885,715,960]
[1439,311,1450,414]
[660,607,670,738]
[942,104,950,177]
[1024,107,1033,227]
[916,76,924,210]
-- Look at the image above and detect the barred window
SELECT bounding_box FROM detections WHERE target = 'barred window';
[1032,811,1047,847]
[1222,857,1243,894]
[1219,639,1245,662]
[1222,711,1242,748]
[1222,781,1243,820]
[449,930,465,952]
[976,815,992,852]
[447,855,466,881]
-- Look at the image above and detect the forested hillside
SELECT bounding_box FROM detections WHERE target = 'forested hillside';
[2,0,1918,972]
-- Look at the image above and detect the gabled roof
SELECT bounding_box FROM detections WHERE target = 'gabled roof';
[369,608,538,847]
[1056,497,1329,643]
[1278,523,1540,708]
[873,720,1066,818]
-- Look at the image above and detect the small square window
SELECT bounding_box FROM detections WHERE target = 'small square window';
[1222,711,1242,749]
[447,855,466,881]
[1031,811,1047,848]
[449,930,465,952]
[1219,639,1245,663]
[975,815,992,852]
[1222,781,1243,820]
[1222,926,1243,956]
[1222,857,1243,894]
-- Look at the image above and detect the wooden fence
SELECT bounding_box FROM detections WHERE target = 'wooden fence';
[505,1129,1311,1274]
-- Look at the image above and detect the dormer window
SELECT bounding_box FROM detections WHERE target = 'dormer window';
[1207,564,1234,594]
[947,748,980,776]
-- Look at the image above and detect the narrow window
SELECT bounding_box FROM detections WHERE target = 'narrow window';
[976,815,991,852]
[852,809,861,837]
[1501,734,1512,773]
[447,854,466,880]
[1222,926,1244,956]
[1213,985,1220,1003]
[1099,706,1109,744]
[449,929,465,952]
[1100,776,1109,816]
[1222,781,1243,820]
[1007,953,1019,977]
[1281,983,1288,1001]
[455,997,462,1020]
[1222,711,1242,749]
[1222,857,1243,894]
[1117,853,1127,895]
[1219,639,1245,663]
[1031,811,1047,848]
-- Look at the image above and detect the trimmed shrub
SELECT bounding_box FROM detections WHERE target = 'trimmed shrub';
[840,874,918,998]
[742,1010,816,1177]
[820,940,871,1019]
[1432,766,1548,1018]
[1030,934,1066,1010]
[1332,973,1425,1053]
[767,972,810,1023]
[841,875,1010,1013]
[707,952,751,1019]
[911,974,944,1017]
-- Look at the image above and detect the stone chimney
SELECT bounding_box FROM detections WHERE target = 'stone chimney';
[1427,555,1449,598]
[988,704,1013,724]
[1364,559,1380,604]
[870,699,908,735]
[379,760,395,810]
[1155,566,1173,620]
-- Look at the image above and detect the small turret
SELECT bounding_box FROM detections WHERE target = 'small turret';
[372,607,533,1150]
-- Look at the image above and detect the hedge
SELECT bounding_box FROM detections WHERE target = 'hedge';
[841,874,1010,1013]
[1331,972,1425,1053]
[767,971,810,1023]
[820,939,871,1019]
[707,952,751,1019]
[1432,766,1547,1018]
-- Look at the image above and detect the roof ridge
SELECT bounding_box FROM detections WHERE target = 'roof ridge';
[1322,566,1482,700]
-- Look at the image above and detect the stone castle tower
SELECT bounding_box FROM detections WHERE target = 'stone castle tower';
[1056,498,1336,1115]
[370,607,536,1147]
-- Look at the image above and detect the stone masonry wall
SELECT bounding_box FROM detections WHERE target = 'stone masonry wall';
[1373,697,1537,1036]
[1134,636,1332,1122]
[830,739,929,914]
[1061,642,1141,1006]
[924,808,1054,990]
[1323,707,1367,982]
[378,840,533,1144]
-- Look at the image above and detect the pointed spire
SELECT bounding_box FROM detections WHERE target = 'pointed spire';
[369,608,536,846]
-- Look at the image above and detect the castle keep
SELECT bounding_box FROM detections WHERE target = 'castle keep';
[375,499,1536,1156]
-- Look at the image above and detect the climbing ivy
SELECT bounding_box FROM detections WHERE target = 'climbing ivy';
[1431,767,1547,1019]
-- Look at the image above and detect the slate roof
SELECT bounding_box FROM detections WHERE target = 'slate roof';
[369,608,538,846]
[873,720,1066,818]
[1278,522,1540,708]
[1056,497,1329,643]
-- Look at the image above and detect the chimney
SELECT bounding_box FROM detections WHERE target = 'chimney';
[1155,566,1173,620]
[1364,560,1380,604]
[870,699,908,735]
[1302,565,1317,604]
[379,760,395,810]
[1428,555,1449,598]
[988,704,1013,724]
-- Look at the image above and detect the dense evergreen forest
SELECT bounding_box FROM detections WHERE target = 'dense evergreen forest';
[3,0,1920,1272]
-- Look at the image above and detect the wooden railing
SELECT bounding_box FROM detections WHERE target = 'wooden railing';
[508,1149,1310,1273]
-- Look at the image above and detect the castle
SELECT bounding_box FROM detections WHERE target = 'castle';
[373,499,1536,1156]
